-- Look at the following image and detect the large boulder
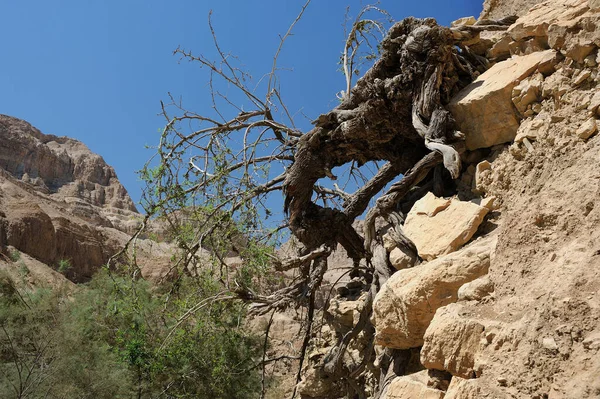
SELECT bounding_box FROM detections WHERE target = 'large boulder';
[420,303,485,378]
[507,0,600,63]
[444,377,482,399]
[458,275,495,301]
[403,193,489,261]
[507,0,590,42]
[448,50,558,150]
[381,371,445,399]
[372,235,496,349]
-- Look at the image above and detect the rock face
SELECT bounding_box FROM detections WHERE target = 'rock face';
[480,0,545,21]
[457,275,494,301]
[0,115,136,213]
[444,377,481,399]
[381,372,444,399]
[420,303,485,378]
[0,115,174,282]
[448,50,558,150]
[403,193,489,261]
[372,235,496,349]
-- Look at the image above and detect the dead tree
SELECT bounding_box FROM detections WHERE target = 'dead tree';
[138,7,515,398]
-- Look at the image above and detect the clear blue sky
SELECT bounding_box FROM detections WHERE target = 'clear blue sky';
[1,1,482,208]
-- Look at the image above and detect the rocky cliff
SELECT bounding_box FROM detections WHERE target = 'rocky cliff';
[0,115,172,283]
[281,1,600,398]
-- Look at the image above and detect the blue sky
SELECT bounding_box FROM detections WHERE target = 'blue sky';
[1,1,483,208]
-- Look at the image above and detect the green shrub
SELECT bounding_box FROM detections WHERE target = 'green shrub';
[0,269,262,398]
[57,258,72,274]
[8,249,20,262]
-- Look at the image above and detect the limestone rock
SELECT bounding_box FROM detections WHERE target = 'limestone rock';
[458,275,495,301]
[404,193,489,261]
[0,115,177,283]
[549,15,600,63]
[389,246,417,270]
[0,115,138,222]
[381,371,445,399]
[572,69,592,86]
[382,231,397,252]
[297,366,342,398]
[473,160,492,194]
[449,50,558,150]
[584,53,597,67]
[582,332,600,350]
[372,235,496,349]
[576,117,598,139]
[512,73,544,114]
[421,303,485,378]
[410,193,451,217]
[444,377,481,399]
[451,16,476,27]
[514,117,549,144]
[587,90,600,115]
[505,0,600,63]
[327,296,363,329]
[488,35,512,60]
[507,0,590,42]
[470,196,498,212]
[480,0,545,22]
[541,68,571,99]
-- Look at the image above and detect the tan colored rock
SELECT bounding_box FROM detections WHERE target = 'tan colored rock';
[470,195,498,211]
[480,0,545,22]
[0,116,179,284]
[372,235,496,349]
[591,0,600,9]
[327,296,362,329]
[576,117,598,139]
[0,115,138,227]
[550,14,600,62]
[589,91,600,115]
[389,246,417,270]
[458,275,495,301]
[582,332,600,350]
[449,50,558,150]
[515,117,549,143]
[421,303,485,378]
[572,69,592,86]
[410,192,451,217]
[584,53,597,67]
[297,366,341,398]
[404,193,489,260]
[512,73,544,113]
[381,371,444,399]
[541,68,570,99]
[382,232,397,252]
[451,16,476,27]
[487,35,512,60]
[473,160,492,195]
[507,0,590,41]
[445,377,482,399]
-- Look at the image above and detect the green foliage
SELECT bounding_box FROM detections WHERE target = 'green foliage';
[8,249,20,262]
[0,279,133,398]
[17,261,29,279]
[0,269,261,398]
[57,258,72,274]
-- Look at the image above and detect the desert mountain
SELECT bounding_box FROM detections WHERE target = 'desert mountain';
[0,115,172,284]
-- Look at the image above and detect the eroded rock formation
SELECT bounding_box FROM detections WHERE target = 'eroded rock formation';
[0,115,174,283]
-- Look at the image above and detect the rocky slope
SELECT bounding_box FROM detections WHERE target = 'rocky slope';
[280,0,600,398]
[0,115,172,283]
